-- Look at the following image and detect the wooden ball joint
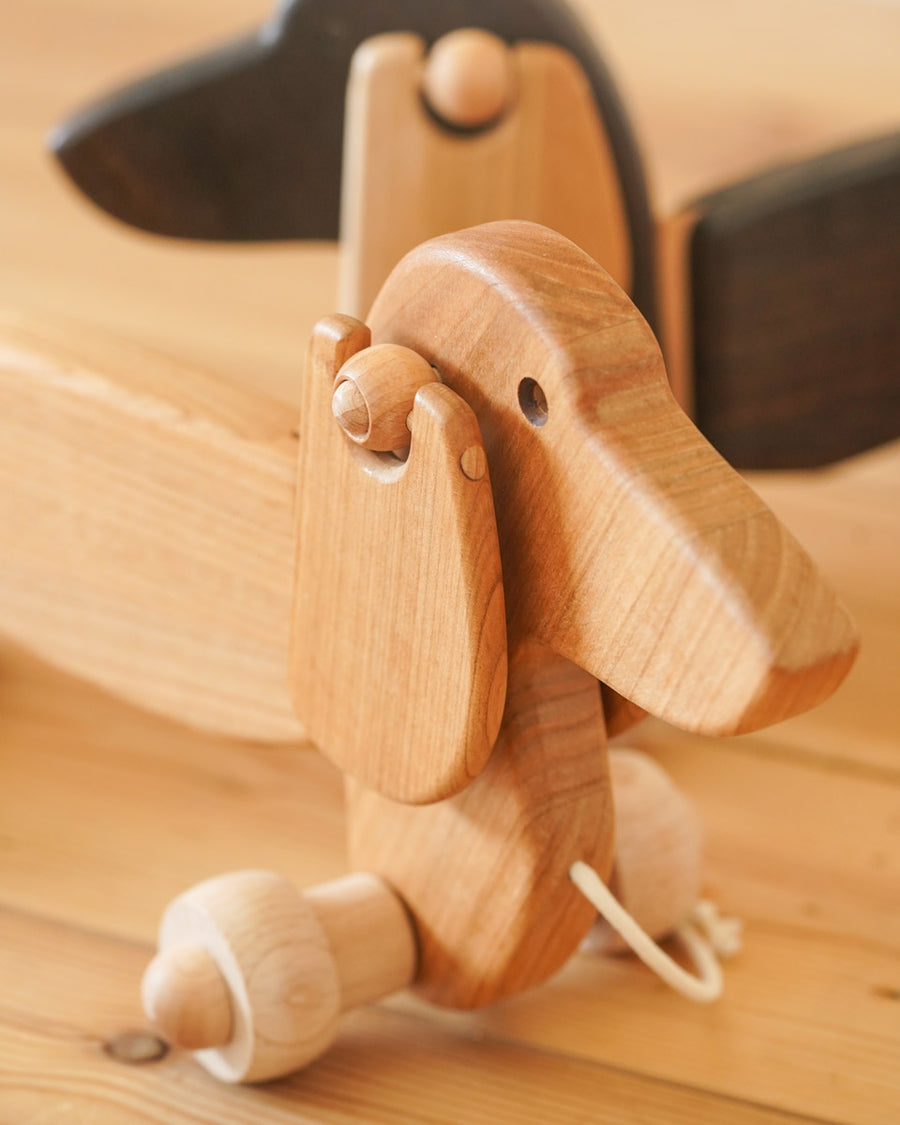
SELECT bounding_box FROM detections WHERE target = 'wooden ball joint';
[422,30,514,130]
[141,223,856,1084]
[141,872,417,1083]
[332,343,438,453]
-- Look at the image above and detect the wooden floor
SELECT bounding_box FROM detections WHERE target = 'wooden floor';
[1,2,898,1122]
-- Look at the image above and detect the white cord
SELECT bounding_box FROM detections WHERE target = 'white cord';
[570,860,741,1003]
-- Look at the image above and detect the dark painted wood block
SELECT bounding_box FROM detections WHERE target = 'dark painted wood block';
[50,0,656,323]
[691,134,900,468]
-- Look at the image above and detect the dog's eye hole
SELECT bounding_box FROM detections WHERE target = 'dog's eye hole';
[518,378,548,427]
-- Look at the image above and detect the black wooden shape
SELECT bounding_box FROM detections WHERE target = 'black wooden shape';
[50,0,657,325]
[691,133,900,468]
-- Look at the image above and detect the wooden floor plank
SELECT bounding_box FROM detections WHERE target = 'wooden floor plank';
[1,638,897,1123]
[392,727,900,1125]
[748,446,900,776]
[0,643,345,944]
[426,914,899,1125]
[0,905,828,1125]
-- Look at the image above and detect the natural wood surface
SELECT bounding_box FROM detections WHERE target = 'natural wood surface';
[0,311,303,743]
[1,223,856,753]
[423,29,514,130]
[148,870,342,1083]
[142,870,416,1082]
[331,341,438,451]
[41,3,900,468]
[368,221,857,736]
[338,33,631,318]
[1,1,898,1122]
[2,0,897,409]
[349,638,614,1009]
[292,316,507,803]
[687,133,900,468]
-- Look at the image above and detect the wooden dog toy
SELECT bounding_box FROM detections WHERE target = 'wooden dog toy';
[50,0,900,466]
[0,220,856,1081]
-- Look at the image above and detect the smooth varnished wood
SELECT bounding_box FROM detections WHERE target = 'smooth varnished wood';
[2,3,896,1117]
[338,34,632,317]
[2,904,834,1125]
[44,0,900,469]
[292,316,507,804]
[46,0,657,317]
[348,639,614,1008]
[331,342,438,451]
[0,221,858,753]
[151,870,341,1082]
[303,873,418,1012]
[3,547,898,1121]
[142,944,233,1049]
[368,221,858,735]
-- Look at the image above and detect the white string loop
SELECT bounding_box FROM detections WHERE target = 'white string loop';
[570,860,742,1004]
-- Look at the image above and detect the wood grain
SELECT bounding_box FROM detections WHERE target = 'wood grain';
[0,906,821,1125]
[586,748,704,951]
[292,316,507,804]
[1,578,897,1120]
[0,222,863,1073]
[348,638,614,1008]
[0,311,303,742]
[143,870,415,1081]
[339,34,632,318]
[0,223,857,754]
[422,29,514,130]
[368,221,858,735]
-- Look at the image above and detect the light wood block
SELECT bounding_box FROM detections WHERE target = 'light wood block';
[339,34,631,317]
[0,311,303,742]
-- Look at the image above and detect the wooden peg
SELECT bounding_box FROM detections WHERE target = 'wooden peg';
[142,943,233,1050]
[422,29,514,130]
[141,871,416,1083]
[332,342,438,450]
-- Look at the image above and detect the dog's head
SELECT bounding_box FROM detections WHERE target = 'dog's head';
[368,221,858,736]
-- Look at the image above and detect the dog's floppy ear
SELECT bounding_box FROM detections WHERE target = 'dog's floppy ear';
[290,315,507,805]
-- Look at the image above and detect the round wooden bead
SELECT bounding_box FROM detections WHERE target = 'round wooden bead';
[332,343,437,451]
[422,29,513,130]
[144,870,341,1083]
[584,748,704,952]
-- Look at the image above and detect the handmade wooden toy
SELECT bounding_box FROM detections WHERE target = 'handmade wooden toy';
[0,220,857,1082]
[50,0,900,467]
